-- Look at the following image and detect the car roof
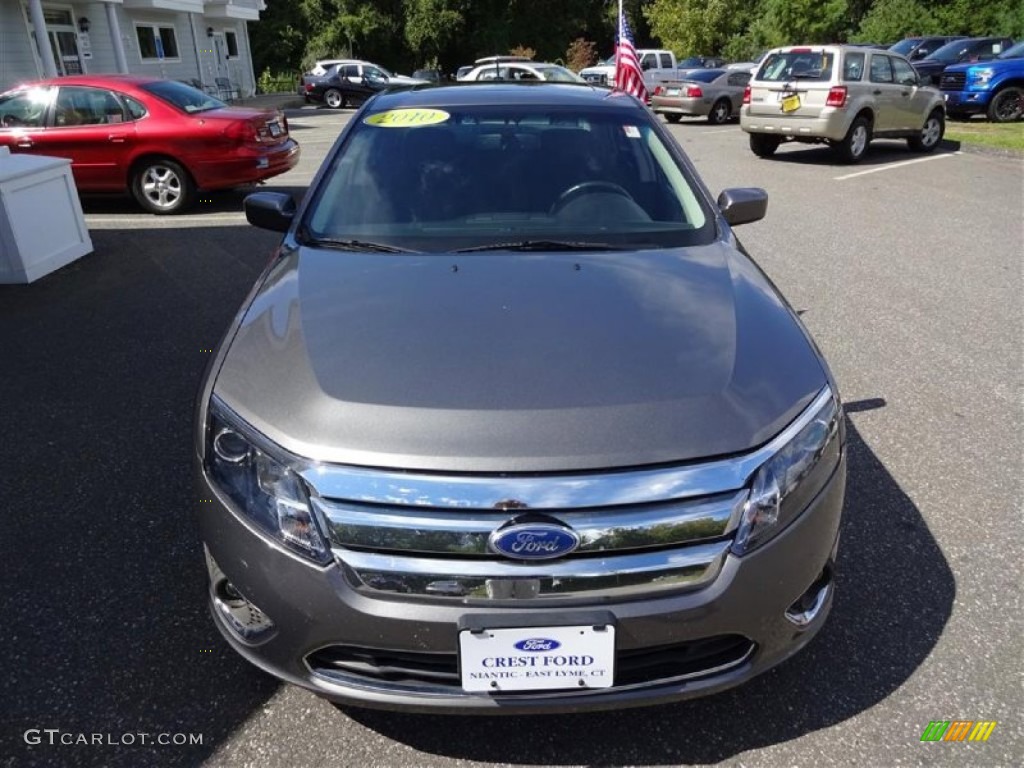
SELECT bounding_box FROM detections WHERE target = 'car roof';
[367,82,638,110]
[7,74,163,89]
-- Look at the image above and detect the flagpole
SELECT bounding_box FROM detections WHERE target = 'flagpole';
[615,0,623,89]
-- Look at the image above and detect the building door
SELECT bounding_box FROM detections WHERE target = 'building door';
[50,29,83,75]
[212,35,229,79]
[24,8,85,76]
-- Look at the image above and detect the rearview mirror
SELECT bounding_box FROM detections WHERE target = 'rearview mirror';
[244,191,296,233]
[717,188,768,226]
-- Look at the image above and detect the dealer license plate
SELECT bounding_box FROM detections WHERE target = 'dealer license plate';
[459,624,615,692]
[781,93,801,112]
[666,88,680,96]
[268,121,282,137]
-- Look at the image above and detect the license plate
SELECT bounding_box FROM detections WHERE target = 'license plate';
[781,93,800,112]
[268,121,282,137]
[459,624,615,692]
[666,88,679,96]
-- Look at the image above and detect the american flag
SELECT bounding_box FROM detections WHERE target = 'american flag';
[614,5,648,101]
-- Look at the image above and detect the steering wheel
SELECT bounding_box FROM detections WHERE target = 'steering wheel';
[550,181,635,215]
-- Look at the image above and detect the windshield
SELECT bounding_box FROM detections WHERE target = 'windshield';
[888,38,921,56]
[999,41,1024,59]
[534,65,585,82]
[927,40,971,62]
[141,80,225,114]
[303,104,713,252]
[757,51,834,81]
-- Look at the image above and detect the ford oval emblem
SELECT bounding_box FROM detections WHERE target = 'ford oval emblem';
[488,523,581,561]
[514,638,561,652]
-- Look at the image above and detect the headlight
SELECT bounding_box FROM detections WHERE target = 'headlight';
[733,393,842,555]
[968,67,994,86]
[205,399,330,564]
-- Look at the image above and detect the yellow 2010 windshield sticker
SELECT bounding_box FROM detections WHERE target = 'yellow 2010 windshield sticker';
[364,108,450,127]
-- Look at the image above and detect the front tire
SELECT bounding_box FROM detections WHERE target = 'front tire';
[708,99,731,125]
[324,88,346,109]
[834,116,871,163]
[663,113,682,124]
[131,159,195,215]
[749,133,781,158]
[908,110,944,152]
[987,87,1023,123]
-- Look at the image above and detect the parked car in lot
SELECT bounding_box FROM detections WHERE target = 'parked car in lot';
[0,75,298,214]
[741,45,946,162]
[888,36,967,62]
[911,37,1014,85]
[461,61,584,82]
[197,81,847,714]
[412,68,445,84]
[677,55,728,69]
[940,40,1024,122]
[652,68,752,123]
[301,60,428,108]
[580,49,678,90]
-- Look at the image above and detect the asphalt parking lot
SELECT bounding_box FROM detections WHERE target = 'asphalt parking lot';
[1,105,1021,768]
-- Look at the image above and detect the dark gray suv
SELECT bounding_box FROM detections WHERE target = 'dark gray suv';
[195,83,846,713]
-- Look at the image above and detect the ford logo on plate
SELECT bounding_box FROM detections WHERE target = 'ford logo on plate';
[514,638,561,652]
[488,523,581,561]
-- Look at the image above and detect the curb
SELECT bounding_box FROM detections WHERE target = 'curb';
[940,137,1024,160]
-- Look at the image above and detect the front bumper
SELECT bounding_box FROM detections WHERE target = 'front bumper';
[196,454,846,714]
[941,90,990,117]
[740,106,851,142]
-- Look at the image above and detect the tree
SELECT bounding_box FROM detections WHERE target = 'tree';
[854,0,943,41]
[404,0,467,67]
[565,38,599,71]
[746,0,850,49]
[645,0,758,56]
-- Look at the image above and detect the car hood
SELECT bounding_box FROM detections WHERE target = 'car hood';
[214,243,828,472]
[388,75,430,85]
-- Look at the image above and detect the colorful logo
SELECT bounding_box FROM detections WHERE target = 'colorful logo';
[920,721,997,742]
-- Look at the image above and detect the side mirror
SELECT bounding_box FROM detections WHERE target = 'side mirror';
[244,191,296,233]
[641,60,652,71]
[717,187,768,226]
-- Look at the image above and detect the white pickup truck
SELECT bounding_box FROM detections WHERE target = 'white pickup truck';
[580,50,678,90]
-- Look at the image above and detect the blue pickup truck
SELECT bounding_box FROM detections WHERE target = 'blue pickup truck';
[939,40,1024,122]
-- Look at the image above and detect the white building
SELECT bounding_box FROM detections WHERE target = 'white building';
[0,0,265,97]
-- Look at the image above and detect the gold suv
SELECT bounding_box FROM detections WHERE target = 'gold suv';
[740,45,946,163]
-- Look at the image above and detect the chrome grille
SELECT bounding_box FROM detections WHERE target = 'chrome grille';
[302,387,833,604]
[316,491,745,556]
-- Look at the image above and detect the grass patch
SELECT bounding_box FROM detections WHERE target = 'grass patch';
[945,119,1024,152]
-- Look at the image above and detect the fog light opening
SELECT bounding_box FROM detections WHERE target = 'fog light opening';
[206,548,276,643]
[785,566,833,629]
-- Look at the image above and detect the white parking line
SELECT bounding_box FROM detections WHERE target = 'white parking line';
[85,212,247,229]
[705,128,740,134]
[834,152,960,180]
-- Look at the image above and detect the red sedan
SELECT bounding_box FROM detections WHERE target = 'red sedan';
[0,75,299,214]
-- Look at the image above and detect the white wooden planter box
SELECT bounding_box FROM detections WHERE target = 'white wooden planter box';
[0,147,93,284]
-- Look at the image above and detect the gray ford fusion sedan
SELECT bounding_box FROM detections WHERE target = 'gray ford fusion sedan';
[195,83,846,713]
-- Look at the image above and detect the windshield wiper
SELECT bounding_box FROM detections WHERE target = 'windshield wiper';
[454,240,624,253]
[306,238,414,253]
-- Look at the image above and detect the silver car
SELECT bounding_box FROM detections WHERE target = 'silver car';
[740,45,946,162]
[652,68,752,124]
[196,83,846,714]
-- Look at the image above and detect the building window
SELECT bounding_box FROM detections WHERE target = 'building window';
[135,24,180,61]
[225,30,239,58]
